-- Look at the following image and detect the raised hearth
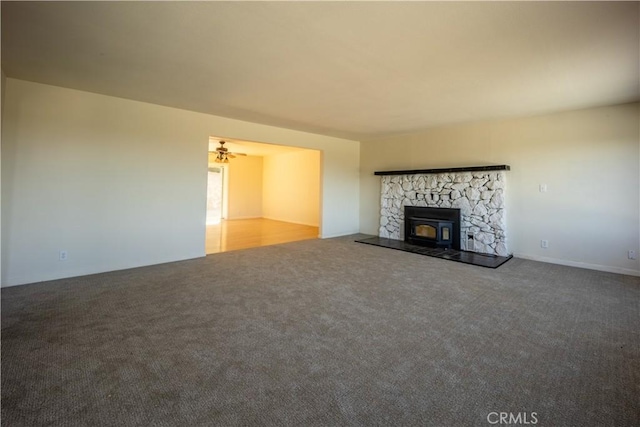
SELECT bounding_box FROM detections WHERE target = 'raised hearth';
[356,236,512,269]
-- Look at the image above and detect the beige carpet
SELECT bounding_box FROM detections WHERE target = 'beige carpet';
[2,235,639,426]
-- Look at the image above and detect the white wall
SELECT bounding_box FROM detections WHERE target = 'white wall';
[262,150,320,227]
[1,70,5,282]
[227,156,263,219]
[360,103,640,276]
[2,79,360,286]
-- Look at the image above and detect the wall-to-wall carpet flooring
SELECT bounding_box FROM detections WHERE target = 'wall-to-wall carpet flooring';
[2,235,638,426]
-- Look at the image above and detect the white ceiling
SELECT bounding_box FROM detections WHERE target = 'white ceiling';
[2,1,638,140]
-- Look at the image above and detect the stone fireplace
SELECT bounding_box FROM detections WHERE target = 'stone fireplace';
[377,166,509,256]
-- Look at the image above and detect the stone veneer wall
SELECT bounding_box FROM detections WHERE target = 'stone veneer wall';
[379,171,508,256]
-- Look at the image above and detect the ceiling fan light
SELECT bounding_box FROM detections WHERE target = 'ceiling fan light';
[211,140,246,163]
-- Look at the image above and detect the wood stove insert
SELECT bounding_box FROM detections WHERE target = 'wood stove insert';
[404,206,461,250]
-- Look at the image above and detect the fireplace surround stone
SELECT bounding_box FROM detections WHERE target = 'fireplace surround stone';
[378,168,509,256]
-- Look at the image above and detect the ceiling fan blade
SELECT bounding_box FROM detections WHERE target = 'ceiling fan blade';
[228,152,247,156]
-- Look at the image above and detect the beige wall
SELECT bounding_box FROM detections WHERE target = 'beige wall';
[1,70,5,282]
[1,70,6,118]
[227,156,263,219]
[360,103,640,276]
[262,150,321,227]
[1,79,360,286]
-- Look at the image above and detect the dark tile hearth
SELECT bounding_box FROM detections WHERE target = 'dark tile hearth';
[355,236,512,268]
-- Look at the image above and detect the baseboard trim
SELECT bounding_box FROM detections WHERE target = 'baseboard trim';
[513,253,639,277]
[321,230,361,239]
[224,216,262,221]
[1,253,206,288]
[261,216,319,228]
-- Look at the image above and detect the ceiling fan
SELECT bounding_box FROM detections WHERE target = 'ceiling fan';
[209,140,247,163]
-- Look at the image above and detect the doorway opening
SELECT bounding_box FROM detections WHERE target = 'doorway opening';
[205,136,321,254]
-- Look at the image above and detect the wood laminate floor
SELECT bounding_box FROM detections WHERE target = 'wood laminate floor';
[206,218,319,254]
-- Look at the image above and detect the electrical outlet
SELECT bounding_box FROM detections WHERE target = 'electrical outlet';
[59,250,68,261]
[467,233,475,252]
[539,184,548,193]
[540,240,549,249]
[629,250,637,260]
